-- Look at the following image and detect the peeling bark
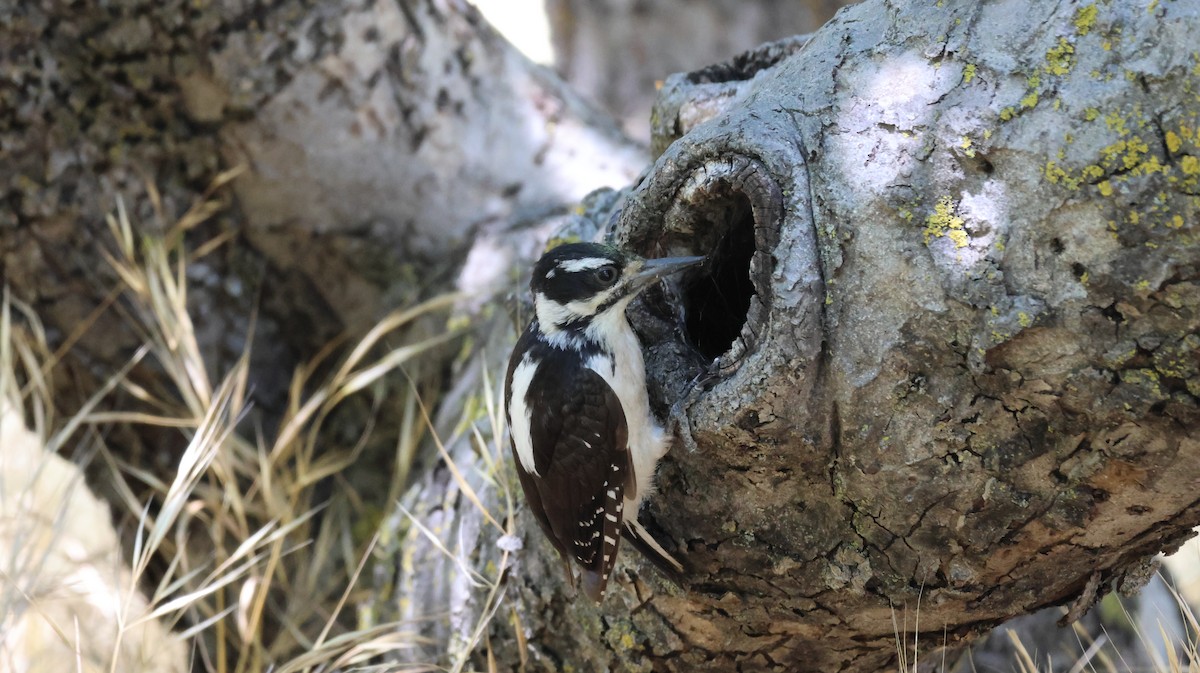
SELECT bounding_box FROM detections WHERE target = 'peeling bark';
[396,0,1200,670]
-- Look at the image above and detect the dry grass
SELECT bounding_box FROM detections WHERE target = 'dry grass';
[893,578,1200,673]
[0,175,512,672]
[7,181,1198,673]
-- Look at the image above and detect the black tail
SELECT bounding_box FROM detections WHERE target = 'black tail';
[622,518,685,585]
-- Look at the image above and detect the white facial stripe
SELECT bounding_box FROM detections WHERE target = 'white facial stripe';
[565,289,616,318]
[509,354,540,476]
[536,289,622,332]
[558,257,612,273]
[535,293,573,330]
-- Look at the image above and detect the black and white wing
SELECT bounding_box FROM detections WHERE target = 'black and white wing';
[506,346,631,601]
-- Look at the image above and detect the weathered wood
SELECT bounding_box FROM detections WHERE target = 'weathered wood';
[546,0,850,140]
[406,0,1200,670]
[0,0,642,375]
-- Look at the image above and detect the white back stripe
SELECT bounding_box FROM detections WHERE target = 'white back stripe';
[509,354,540,476]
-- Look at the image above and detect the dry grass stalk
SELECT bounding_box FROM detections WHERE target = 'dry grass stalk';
[3,176,486,672]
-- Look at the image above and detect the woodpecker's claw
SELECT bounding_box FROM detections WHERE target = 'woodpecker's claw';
[668,370,717,454]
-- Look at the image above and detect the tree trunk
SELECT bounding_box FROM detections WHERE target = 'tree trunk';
[2,0,640,662]
[1,0,642,400]
[396,0,1200,670]
[545,0,855,141]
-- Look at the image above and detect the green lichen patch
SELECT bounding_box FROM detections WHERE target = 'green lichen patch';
[1166,130,1183,153]
[1044,160,1083,190]
[1182,155,1200,175]
[1044,37,1076,77]
[1043,103,1200,208]
[1105,110,1129,136]
[1000,36,1081,123]
[1074,4,1099,36]
[1119,368,1166,400]
[923,196,969,248]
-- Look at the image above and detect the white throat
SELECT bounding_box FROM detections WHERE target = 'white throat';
[534,290,634,349]
[583,298,636,347]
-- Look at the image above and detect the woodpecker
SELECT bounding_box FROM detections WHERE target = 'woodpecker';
[505,242,703,601]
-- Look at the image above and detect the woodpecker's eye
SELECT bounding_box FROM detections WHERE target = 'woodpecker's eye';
[594,265,618,285]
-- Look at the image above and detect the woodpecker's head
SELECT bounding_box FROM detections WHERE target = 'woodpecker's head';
[529,243,703,338]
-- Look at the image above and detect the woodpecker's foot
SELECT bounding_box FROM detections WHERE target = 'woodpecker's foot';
[668,373,710,453]
[669,405,699,454]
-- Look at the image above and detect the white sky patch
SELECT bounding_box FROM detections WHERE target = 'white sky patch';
[471,0,555,65]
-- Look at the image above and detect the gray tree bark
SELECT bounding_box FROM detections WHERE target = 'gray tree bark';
[1,0,641,396]
[395,0,1200,670]
[1,0,640,658]
[7,0,1199,669]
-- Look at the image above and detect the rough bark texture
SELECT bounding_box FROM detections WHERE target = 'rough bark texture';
[396,0,1200,670]
[0,0,642,398]
[2,1,642,659]
[7,0,1200,669]
[545,0,855,141]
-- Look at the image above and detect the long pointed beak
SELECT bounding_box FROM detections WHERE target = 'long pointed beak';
[630,255,705,289]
